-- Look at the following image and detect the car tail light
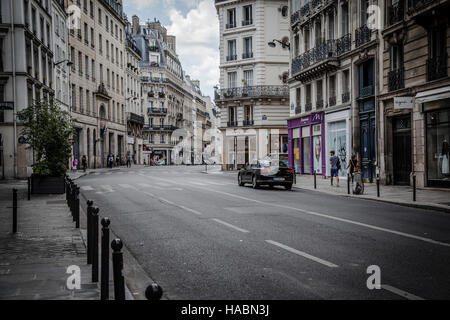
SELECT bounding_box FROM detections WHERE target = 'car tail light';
[287,169,294,174]
[261,168,271,174]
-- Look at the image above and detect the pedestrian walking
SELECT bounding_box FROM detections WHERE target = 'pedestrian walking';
[126,154,132,168]
[347,154,358,183]
[329,151,340,187]
[81,155,87,172]
[116,155,120,167]
[73,158,78,171]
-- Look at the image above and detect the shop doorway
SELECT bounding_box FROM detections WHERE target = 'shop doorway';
[392,115,412,185]
[73,128,81,165]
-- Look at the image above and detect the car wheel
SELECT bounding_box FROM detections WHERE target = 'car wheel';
[252,175,259,189]
[284,184,293,190]
[268,184,274,189]
[238,174,244,186]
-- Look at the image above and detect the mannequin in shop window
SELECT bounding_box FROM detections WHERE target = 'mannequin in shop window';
[442,139,449,177]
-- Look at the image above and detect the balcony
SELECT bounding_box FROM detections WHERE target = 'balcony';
[355,25,372,48]
[226,55,237,62]
[242,52,253,59]
[291,10,301,26]
[316,99,324,109]
[227,121,238,127]
[215,85,289,101]
[127,112,145,125]
[407,0,437,14]
[158,92,166,98]
[335,34,352,56]
[359,85,374,99]
[389,1,404,25]
[305,102,312,112]
[148,91,154,97]
[342,92,350,103]
[243,120,254,126]
[94,83,111,100]
[242,19,253,26]
[295,106,302,114]
[149,46,159,52]
[329,96,336,107]
[388,68,405,91]
[147,107,168,115]
[143,125,177,132]
[226,23,236,29]
[427,55,448,82]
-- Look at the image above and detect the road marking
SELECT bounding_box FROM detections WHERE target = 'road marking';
[137,183,151,188]
[178,205,203,215]
[381,285,425,300]
[159,198,175,205]
[190,181,208,186]
[105,172,112,175]
[100,185,114,192]
[81,186,94,191]
[266,240,339,268]
[212,218,250,233]
[183,185,450,248]
[94,172,100,176]
[118,184,136,190]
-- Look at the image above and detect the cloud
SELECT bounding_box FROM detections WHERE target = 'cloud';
[166,1,219,97]
[125,0,199,11]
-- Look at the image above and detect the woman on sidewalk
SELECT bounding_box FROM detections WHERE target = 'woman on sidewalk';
[347,154,358,183]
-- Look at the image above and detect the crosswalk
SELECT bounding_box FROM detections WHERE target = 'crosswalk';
[79,178,235,194]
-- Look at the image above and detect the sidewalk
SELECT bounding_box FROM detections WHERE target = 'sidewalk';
[68,165,148,180]
[0,182,99,299]
[293,174,450,213]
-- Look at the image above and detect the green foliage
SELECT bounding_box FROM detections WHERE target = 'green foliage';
[18,99,74,177]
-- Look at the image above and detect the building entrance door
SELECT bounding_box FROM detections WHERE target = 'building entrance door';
[393,115,412,185]
[360,109,376,183]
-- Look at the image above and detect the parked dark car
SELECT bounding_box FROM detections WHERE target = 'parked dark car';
[238,159,294,190]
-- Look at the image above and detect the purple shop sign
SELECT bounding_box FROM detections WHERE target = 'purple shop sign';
[288,112,323,129]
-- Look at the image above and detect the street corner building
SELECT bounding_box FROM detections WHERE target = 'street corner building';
[214,0,291,171]
[287,0,450,189]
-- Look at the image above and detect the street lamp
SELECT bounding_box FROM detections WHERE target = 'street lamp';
[54,59,73,67]
[268,39,290,50]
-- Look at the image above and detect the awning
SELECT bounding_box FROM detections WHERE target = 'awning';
[415,86,450,104]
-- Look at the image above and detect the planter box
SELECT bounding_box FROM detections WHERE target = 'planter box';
[31,175,65,194]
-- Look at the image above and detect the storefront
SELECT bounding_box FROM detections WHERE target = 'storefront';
[325,109,351,178]
[288,112,325,175]
[423,97,450,188]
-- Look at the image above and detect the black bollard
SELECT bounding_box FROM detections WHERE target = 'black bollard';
[74,186,80,228]
[111,239,125,300]
[413,175,416,202]
[314,171,317,189]
[101,217,110,300]
[347,174,350,195]
[12,189,17,233]
[376,176,380,198]
[86,200,94,264]
[92,207,99,283]
[145,283,163,301]
[27,177,31,201]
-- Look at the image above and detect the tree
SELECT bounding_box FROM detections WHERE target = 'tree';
[18,99,74,176]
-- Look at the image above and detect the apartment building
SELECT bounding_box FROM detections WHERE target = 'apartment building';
[215,0,291,170]
[0,0,55,179]
[379,0,450,188]
[125,18,144,164]
[288,0,383,182]
[68,0,127,168]
[133,17,201,165]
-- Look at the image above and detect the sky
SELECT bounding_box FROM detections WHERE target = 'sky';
[123,0,220,99]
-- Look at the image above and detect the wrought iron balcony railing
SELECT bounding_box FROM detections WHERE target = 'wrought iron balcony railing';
[291,10,301,25]
[342,92,350,103]
[359,85,374,99]
[127,112,145,125]
[388,68,405,91]
[243,120,254,126]
[291,40,337,75]
[311,0,322,9]
[215,85,289,100]
[335,33,352,56]
[355,25,372,48]
[147,107,168,114]
[329,96,336,107]
[389,1,404,25]
[316,99,324,109]
[295,106,302,114]
[226,55,237,61]
[242,19,253,26]
[227,121,238,127]
[305,102,312,112]
[226,23,236,29]
[427,55,448,81]
[242,52,253,59]
[407,0,436,14]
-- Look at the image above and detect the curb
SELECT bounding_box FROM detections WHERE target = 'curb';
[292,185,450,214]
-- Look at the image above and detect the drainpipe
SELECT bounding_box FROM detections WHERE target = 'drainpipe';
[10,0,18,178]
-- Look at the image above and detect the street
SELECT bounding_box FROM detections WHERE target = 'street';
[76,166,450,300]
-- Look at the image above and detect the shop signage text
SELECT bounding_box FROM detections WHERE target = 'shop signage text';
[394,97,414,110]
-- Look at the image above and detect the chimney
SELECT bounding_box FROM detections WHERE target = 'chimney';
[132,15,139,34]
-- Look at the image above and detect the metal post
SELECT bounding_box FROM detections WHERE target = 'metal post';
[12,188,17,233]
[347,174,350,195]
[27,177,31,201]
[101,217,110,300]
[71,183,76,222]
[205,163,207,173]
[413,175,416,202]
[314,171,317,189]
[87,200,93,264]
[74,186,80,228]
[376,175,380,198]
[92,207,99,283]
[111,239,125,300]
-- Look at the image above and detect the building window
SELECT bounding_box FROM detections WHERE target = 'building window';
[227,40,236,61]
[243,37,253,59]
[228,106,237,125]
[227,8,236,29]
[341,2,349,36]
[296,88,301,114]
[243,70,253,87]
[228,72,237,88]
[316,79,323,109]
[427,25,447,81]
[98,8,102,24]
[71,84,76,110]
[304,27,310,51]
[79,87,83,113]
[244,105,253,123]
[243,5,252,25]
[281,6,289,17]
[329,75,336,106]
[306,84,312,111]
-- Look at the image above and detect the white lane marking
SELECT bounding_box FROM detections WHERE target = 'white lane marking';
[266,240,338,268]
[142,192,202,215]
[105,172,112,175]
[182,185,450,248]
[118,183,136,190]
[154,182,172,187]
[94,172,100,176]
[178,205,203,216]
[159,198,175,205]
[100,184,114,192]
[212,218,250,233]
[81,186,94,191]
[189,181,208,186]
[137,183,151,188]
[381,285,425,300]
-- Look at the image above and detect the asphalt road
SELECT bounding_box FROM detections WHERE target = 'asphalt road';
[76,165,450,300]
